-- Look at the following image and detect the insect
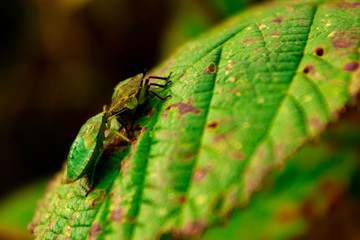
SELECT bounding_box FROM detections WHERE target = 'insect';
[66,70,172,195]
[109,69,172,136]
[66,111,109,194]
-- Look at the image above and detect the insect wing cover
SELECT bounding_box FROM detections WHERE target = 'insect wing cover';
[66,112,107,182]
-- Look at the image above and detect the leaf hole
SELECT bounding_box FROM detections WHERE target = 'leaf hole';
[315,47,325,57]
[302,65,314,74]
[204,63,217,74]
[207,121,219,129]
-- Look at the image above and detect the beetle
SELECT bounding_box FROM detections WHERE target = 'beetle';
[66,71,172,195]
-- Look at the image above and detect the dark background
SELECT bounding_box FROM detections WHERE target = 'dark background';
[0,0,259,198]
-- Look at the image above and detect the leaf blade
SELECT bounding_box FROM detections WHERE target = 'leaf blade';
[30,1,360,239]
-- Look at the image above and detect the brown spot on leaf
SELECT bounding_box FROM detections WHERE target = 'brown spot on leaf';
[135,125,149,138]
[300,199,318,223]
[89,223,102,240]
[167,100,202,115]
[274,143,284,156]
[256,146,266,159]
[230,87,241,96]
[212,134,226,144]
[207,120,219,129]
[229,77,236,82]
[309,117,326,131]
[145,108,154,116]
[179,73,186,80]
[303,65,315,74]
[331,106,347,118]
[225,65,232,70]
[277,205,299,223]
[204,63,216,74]
[70,215,75,223]
[110,208,123,223]
[343,61,359,72]
[193,168,208,183]
[333,39,355,48]
[287,6,294,11]
[127,216,136,223]
[242,38,255,43]
[183,154,194,161]
[173,221,207,238]
[119,153,133,175]
[320,180,345,210]
[335,2,360,8]
[271,16,284,23]
[229,151,246,161]
[315,47,325,56]
[141,126,149,133]
[178,195,187,204]
[28,220,39,235]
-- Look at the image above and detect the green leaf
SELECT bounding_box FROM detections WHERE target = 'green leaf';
[30,0,360,239]
[202,117,360,240]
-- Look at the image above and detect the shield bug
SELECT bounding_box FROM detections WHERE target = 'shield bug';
[66,112,107,190]
[66,110,124,195]
[66,71,172,195]
[109,69,172,136]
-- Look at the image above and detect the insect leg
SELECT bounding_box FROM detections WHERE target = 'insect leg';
[110,130,131,142]
[136,69,147,95]
[147,72,172,81]
[149,90,171,101]
[146,72,172,91]
[148,81,172,88]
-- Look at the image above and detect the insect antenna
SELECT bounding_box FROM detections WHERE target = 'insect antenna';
[142,68,147,78]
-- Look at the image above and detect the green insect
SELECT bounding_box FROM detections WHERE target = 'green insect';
[66,70,172,195]
[66,111,108,185]
[109,70,172,136]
